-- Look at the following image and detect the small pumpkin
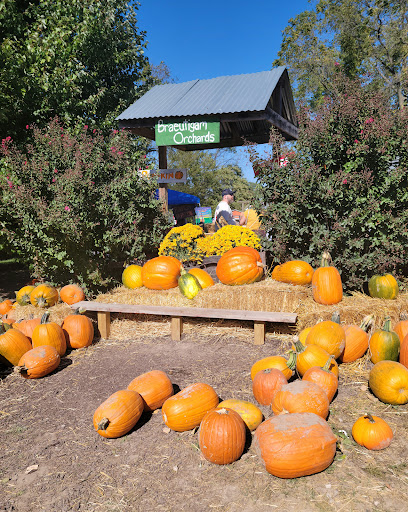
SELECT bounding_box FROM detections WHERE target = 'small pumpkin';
[178,268,202,299]
[59,284,85,305]
[254,413,337,478]
[141,256,182,290]
[122,265,143,289]
[0,321,32,366]
[216,399,263,431]
[31,312,66,356]
[250,353,296,381]
[368,274,398,299]
[188,268,214,289]
[93,389,144,438]
[302,357,338,402]
[352,413,393,450]
[0,299,14,316]
[368,360,408,405]
[271,260,314,286]
[293,340,339,377]
[16,345,60,379]
[62,309,94,349]
[252,368,288,406]
[369,317,400,364]
[311,252,343,305]
[30,284,59,308]
[127,370,174,411]
[162,382,219,432]
[339,314,373,363]
[13,317,41,342]
[271,380,330,419]
[199,408,246,465]
[216,247,264,285]
[15,286,35,306]
[305,312,346,359]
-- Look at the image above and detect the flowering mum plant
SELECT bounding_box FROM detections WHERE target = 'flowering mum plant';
[196,226,261,258]
[158,224,205,262]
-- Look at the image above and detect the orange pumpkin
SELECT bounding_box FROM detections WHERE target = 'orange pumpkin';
[199,408,246,465]
[271,380,330,419]
[127,370,174,411]
[339,314,373,363]
[254,413,337,478]
[13,317,41,342]
[30,284,59,307]
[216,247,263,285]
[368,360,408,405]
[305,312,346,359]
[187,268,214,289]
[15,286,35,306]
[252,368,288,406]
[271,260,314,285]
[216,399,263,431]
[93,389,144,438]
[16,345,60,379]
[250,354,296,381]
[401,334,408,368]
[31,312,66,356]
[302,357,338,402]
[0,321,32,366]
[352,414,393,450]
[293,341,339,377]
[62,309,94,349]
[59,284,85,305]
[393,312,408,344]
[0,299,14,316]
[141,256,182,290]
[162,382,219,432]
[311,252,343,305]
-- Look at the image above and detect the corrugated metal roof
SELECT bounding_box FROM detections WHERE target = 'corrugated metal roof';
[117,67,287,120]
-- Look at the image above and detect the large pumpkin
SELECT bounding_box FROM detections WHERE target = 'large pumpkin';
[401,334,408,368]
[368,360,408,405]
[30,284,59,308]
[0,321,32,366]
[31,312,66,356]
[368,274,398,299]
[15,285,35,306]
[254,413,337,478]
[13,317,41,342]
[252,368,288,406]
[16,345,60,379]
[352,414,393,450]
[216,247,263,285]
[393,312,408,344]
[141,256,182,290]
[162,382,219,432]
[62,309,94,349]
[293,341,339,377]
[59,284,85,305]
[339,314,373,363]
[271,380,330,419]
[122,265,143,289]
[93,389,144,438]
[188,268,214,289]
[305,312,345,359]
[198,408,246,465]
[216,399,263,431]
[369,317,400,364]
[127,370,174,411]
[311,252,342,305]
[271,260,314,286]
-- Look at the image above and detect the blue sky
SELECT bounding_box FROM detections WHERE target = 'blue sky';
[138,0,311,182]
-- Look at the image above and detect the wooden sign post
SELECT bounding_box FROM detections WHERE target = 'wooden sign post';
[158,146,168,212]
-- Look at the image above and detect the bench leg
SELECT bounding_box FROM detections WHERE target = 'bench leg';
[171,316,183,341]
[254,321,265,345]
[98,311,111,339]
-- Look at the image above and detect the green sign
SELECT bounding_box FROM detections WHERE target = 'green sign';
[155,118,220,146]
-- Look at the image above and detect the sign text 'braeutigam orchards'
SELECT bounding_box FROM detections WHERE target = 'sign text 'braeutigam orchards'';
[155,118,220,146]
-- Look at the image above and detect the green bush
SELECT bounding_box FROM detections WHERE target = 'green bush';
[0,119,171,294]
[248,73,408,292]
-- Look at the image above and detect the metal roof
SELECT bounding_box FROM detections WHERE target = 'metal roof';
[117,68,287,120]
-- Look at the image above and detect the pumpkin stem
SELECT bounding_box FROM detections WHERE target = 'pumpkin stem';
[360,314,375,333]
[322,356,333,372]
[256,261,264,268]
[331,311,341,324]
[286,350,297,370]
[382,316,392,332]
[97,417,110,431]
[216,408,229,415]
[293,339,306,354]
[40,312,50,324]
[364,413,375,423]
[321,252,332,267]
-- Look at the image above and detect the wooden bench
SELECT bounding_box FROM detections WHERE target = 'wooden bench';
[71,301,297,345]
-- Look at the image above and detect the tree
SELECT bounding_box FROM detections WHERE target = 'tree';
[274,0,408,109]
[0,0,151,142]
[167,148,255,212]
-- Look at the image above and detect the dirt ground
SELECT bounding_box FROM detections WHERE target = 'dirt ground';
[1,266,408,512]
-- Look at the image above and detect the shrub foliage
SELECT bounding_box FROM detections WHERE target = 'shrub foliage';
[0,119,171,293]
[248,74,408,292]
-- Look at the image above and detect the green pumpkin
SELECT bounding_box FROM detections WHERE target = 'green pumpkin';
[368,274,398,300]
[178,270,202,300]
[369,317,400,364]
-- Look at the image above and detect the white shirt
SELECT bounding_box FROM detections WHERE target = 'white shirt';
[213,200,233,223]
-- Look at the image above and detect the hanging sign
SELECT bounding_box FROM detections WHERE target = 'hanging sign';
[155,118,220,146]
[138,168,187,183]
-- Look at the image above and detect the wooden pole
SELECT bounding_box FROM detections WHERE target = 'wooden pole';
[158,146,168,212]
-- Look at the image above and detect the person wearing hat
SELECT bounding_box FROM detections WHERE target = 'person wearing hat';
[213,188,237,231]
